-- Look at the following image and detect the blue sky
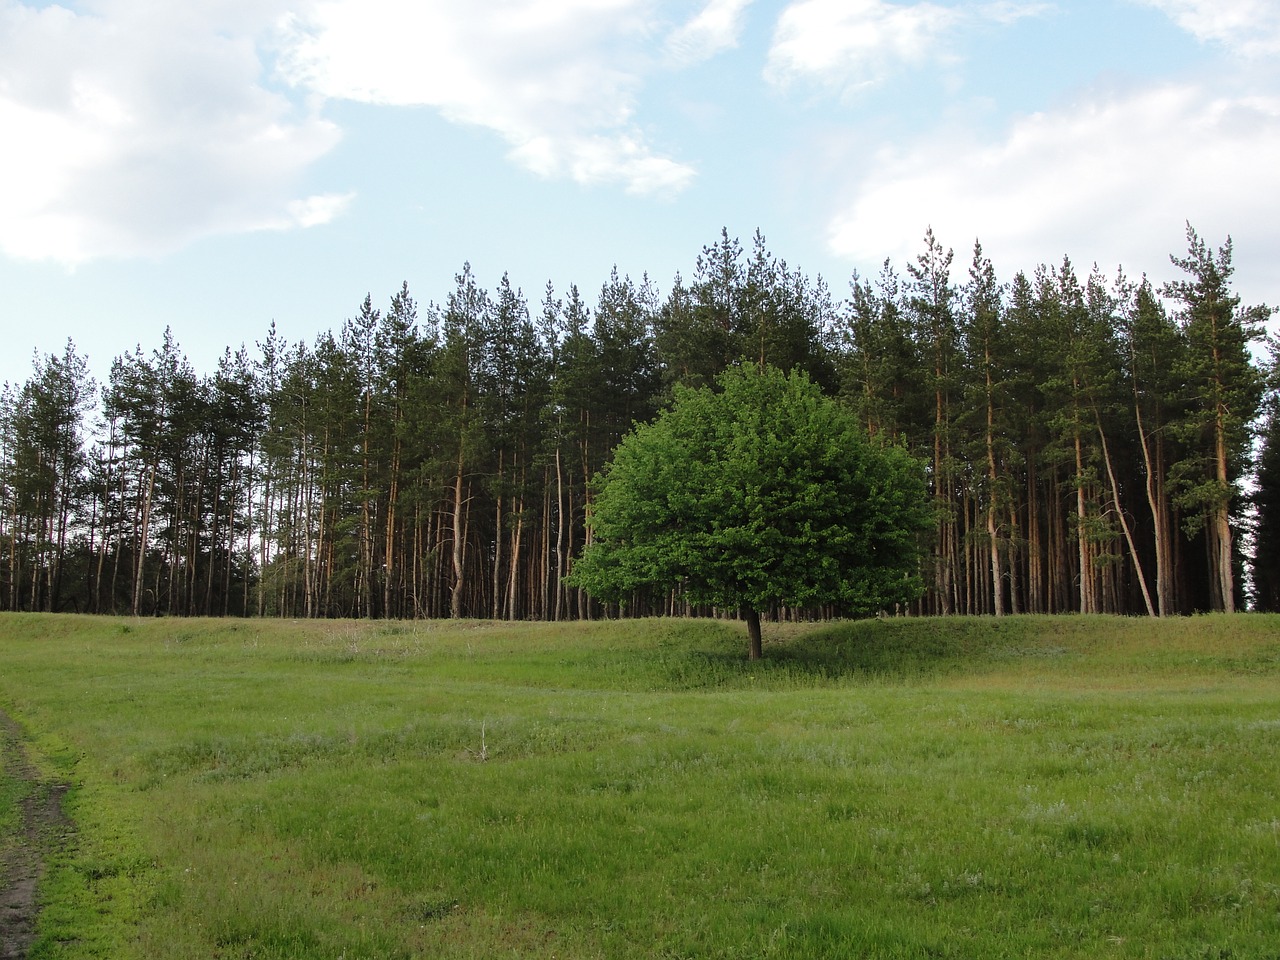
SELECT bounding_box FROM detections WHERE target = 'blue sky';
[2,0,1278,390]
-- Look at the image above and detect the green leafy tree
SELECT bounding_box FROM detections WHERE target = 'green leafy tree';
[569,364,930,658]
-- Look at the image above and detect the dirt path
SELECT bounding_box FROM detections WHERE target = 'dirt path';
[0,711,71,960]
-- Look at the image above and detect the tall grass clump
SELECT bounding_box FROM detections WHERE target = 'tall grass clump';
[1,612,1278,958]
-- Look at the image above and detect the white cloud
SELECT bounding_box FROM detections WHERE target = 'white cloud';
[766,0,960,93]
[277,0,696,196]
[765,0,1055,94]
[666,0,754,65]
[285,192,356,229]
[1134,0,1280,57]
[0,0,343,265]
[827,84,1280,303]
[977,2,1056,26]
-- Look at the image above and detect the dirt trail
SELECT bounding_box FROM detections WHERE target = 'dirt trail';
[0,711,70,960]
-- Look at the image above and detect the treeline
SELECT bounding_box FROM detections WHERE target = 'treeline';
[2,226,1277,619]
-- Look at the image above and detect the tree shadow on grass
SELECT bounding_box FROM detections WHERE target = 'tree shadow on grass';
[648,616,1034,690]
[757,617,1032,686]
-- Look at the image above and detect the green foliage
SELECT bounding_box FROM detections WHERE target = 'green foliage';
[655,229,837,394]
[838,260,919,443]
[1165,225,1268,515]
[1255,397,1280,611]
[570,364,931,622]
[4,225,1277,620]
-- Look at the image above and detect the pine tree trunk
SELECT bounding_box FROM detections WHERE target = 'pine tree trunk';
[1025,457,1043,613]
[302,428,314,619]
[555,447,566,622]
[1095,411,1155,616]
[451,451,467,619]
[384,439,400,619]
[258,460,272,618]
[1134,401,1174,616]
[492,449,504,620]
[1074,427,1095,614]
[985,363,1004,616]
[506,496,523,620]
[1007,502,1022,615]
[133,462,157,616]
[1214,420,1235,613]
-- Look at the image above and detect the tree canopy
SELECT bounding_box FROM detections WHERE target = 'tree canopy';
[568,364,931,658]
[1,225,1272,619]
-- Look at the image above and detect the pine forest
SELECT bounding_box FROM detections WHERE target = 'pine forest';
[3,225,1279,620]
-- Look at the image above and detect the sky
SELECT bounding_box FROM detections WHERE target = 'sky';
[1,0,1278,392]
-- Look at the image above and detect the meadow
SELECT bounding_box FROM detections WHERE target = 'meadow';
[1,612,1278,959]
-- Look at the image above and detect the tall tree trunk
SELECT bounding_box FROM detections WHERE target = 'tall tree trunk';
[133,462,157,616]
[1134,400,1174,616]
[505,493,524,620]
[301,428,314,619]
[1094,410,1155,616]
[933,387,953,615]
[1007,502,1022,615]
[1213,417,1234,613]
[554,447,566,621]
[985,362,1004,616]
[257,459,273,617]
[1025,457,1043,613]
[492,449,504,620]
[744,607,763,660]
[359,389,373,618]
[451,447,467,619]
[1073,426,1096,614]
[384,431,401,619]
[1047,463,1067,613]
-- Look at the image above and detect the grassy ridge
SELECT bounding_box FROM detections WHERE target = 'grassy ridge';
[1,613,1278,958]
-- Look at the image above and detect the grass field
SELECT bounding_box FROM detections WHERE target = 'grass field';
[1,612,1278,959]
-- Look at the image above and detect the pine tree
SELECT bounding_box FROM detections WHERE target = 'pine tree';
[959,241,1011,615]
[1119,275,1186,614]
[1250,335,1279,610]
[437,264,490,618]
[838,261,917,443]
[0,341,96,611]
[1255,397,1280,611]
[907,228,959,614]
[1165,225,1269,612]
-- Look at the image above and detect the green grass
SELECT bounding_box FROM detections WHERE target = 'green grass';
[1,612,1279,959]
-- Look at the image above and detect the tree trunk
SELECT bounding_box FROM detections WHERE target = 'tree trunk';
[1007,502,1022,615]
[1073,423,1095,614]
[450,450,467,619]
[985,361,1004,616]
[492,449,504,620]
[554,446,566,622]
[1134,400,1174,616]
[385,431,401,619]
[1094,410,1155,616]
[744,607,763,661]
[133,462,157,616]
[1025,456,1043,613]
[1214,419,1234,613]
